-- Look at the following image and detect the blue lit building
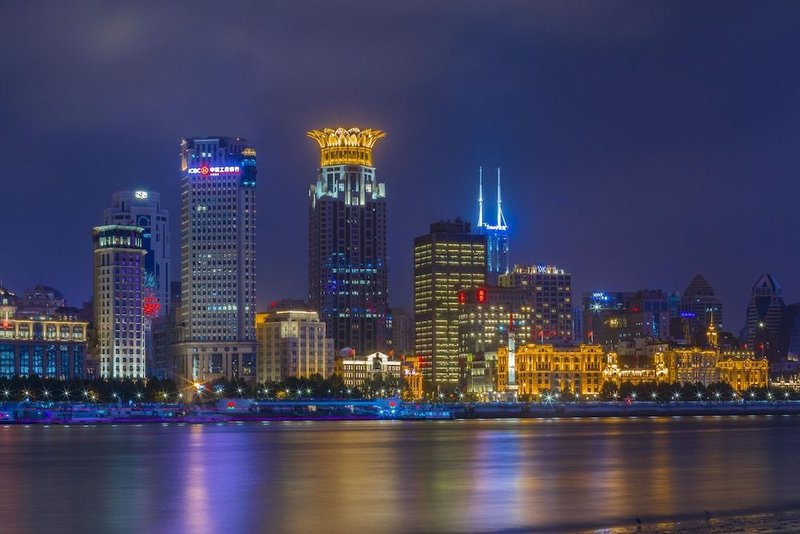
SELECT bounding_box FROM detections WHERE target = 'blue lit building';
[308,127,389,355]
[0,286,87,379]
[476,167,509,282]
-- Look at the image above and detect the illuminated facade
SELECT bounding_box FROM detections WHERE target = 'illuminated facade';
[175,136,257,383]
[334,351,401,389]
[476,167,509,281]
[602,346,769,391]
[308,127,389,356]
[717,351,769,390]
[0,287,87,379]
[401,355,424,399]
[458,286,535,394]
[497,344,605,396]
[665,348,718,385]
[255,303,334,383]
[104,190,171,316]
[602,351,668,385]
[499,264,573,340]
[414,220,487,386]
[93,225,147,379]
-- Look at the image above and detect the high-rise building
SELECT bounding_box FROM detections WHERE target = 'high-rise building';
[104,190,171,316]
[582,289,677,351]
[744,273,785,361]
[174,136,257,383]
[389,307,414,356]
[93,225,147,379]
[105,190,171,378]
[499,264,574,340]
[680,274,723,346]
[255,301,334,383]
[475,167,509,282]
[307,127,389,356]
[457,286,535,394]
[414,219,486,386]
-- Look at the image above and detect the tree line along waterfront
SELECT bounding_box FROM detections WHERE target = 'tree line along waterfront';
[0,375,796,405]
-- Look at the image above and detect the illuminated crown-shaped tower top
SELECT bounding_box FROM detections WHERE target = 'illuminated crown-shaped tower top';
[307,127,386,167]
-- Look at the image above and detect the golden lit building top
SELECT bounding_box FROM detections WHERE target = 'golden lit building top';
[307,127,386,167]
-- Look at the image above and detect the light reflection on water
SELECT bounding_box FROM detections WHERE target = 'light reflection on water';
[0,416,798,532]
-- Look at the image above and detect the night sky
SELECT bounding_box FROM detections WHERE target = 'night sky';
[2,1,799,333]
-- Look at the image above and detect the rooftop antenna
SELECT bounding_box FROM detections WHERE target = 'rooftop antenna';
[496,167,507,228]
[478,166,484,228]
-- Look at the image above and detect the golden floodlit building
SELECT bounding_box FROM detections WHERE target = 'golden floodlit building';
[665,348,718,385]
[602,352,668,385]
[401,355,425,400]
[497,344,604,396]
[717,351,769,390]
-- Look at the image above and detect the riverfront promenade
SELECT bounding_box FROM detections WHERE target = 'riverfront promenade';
[4,399,800,424]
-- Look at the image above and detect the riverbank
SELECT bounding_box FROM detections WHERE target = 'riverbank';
[3,399,800,424]
[584,507,800,533]
[456,400,800,418]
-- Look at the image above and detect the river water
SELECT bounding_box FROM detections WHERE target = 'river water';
[0,416,798,533]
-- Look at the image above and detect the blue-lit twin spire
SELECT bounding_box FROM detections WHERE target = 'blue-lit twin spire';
[477,167,510,278]
[477,166,508,231]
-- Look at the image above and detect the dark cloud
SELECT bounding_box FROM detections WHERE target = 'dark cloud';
[1,0,800,331]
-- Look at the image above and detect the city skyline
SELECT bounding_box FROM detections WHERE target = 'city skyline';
[3,2,800,333]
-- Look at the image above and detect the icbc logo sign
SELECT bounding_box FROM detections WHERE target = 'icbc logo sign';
[199,165,210,176]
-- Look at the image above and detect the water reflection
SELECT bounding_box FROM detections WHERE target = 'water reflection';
[0,417,798,532]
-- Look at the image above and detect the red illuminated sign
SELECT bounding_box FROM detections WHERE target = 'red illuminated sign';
[458,291,466,304]
[477,288,487,303]
[199,165,210,176]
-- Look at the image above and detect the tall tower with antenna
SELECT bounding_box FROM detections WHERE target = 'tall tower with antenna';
[476,167,509,281]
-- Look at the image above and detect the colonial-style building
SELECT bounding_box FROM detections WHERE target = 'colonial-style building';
[335,351,402,389]
[717,351,769,390]
[497,344,605,397]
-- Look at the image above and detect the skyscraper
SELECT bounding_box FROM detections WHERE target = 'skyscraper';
[308,127,389,356]
[414,219,486,386]
[389,307,414,356]
[499,264,574,341]
[476,167,509,282]
[104,190,171,316]
[174,136,257,383]
[680,274,723,346]
[93,225,147,379]
[745,273,785,361]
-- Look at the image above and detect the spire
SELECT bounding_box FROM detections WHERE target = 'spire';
[707,308,718,349]
[477,167,484,228]
[496,167,507,228]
